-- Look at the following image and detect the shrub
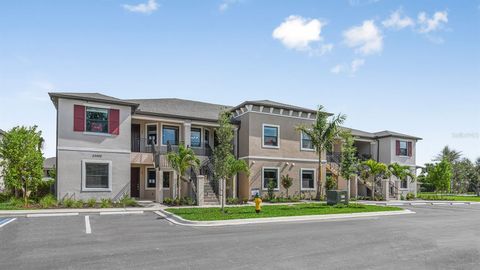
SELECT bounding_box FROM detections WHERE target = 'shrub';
[100,198,113,208]
[34,179,55,200]
[86,198,97,208]
[242,197,249,204]
[400,194,405,201]
[326,175,337,191]
[8,197,24,208]
[226,197,239,205]
[163,197,173,205]
[62,198,75,208]
[0,193,11,203]
[267,179,276,200]
[181,197,195,206]
[406,193,415,201]
[73,199,84,208]
[39,194,57,208]
[119,195,137,207]
[281,174,293,197]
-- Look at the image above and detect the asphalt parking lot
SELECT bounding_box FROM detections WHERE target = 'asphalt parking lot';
[1,204,480,270]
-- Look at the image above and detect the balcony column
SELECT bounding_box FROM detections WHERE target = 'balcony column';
[183,121,191,147]
[156,170,163,203]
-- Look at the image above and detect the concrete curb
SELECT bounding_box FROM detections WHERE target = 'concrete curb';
[0,207,163,217]
[154,209,415,227]
[360,201,480,206]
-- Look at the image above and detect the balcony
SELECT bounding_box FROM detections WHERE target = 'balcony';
[131,138,213,156]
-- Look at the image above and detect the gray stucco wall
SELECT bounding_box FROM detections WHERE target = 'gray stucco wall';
[56,98,132,200]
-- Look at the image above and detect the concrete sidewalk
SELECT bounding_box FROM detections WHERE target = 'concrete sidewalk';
[359,200,480,206]
[155,208,415,227]
[0,206,165,217]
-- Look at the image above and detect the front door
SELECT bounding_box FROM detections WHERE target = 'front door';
[131,167,140,198]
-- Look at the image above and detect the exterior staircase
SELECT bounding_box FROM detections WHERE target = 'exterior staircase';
[203,180,220,205]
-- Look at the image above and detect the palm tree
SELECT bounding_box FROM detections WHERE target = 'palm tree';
[167,143,200,200]
[388,163,416,199]
[296,105,346,199]
[221,154,250,212]
[359,159,390,200]
[434,146,462,163]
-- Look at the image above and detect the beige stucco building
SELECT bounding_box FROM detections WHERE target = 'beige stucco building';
[49,92,421,203]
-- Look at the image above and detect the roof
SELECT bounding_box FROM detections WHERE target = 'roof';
[343,127,422,141]
[231,100,321,115]
[43,157,56,169]
[127,98,231,122]
[49,92,139,109]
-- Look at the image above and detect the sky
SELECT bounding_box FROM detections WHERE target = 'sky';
[0,0,479,165]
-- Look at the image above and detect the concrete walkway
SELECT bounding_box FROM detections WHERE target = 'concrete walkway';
[154,208,415,227]
[359,200,480,206]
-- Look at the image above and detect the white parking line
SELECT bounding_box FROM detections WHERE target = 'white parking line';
[0,218,17,228]
[99,211,144,215]
[27,213,79,218]
[85,216,92,234]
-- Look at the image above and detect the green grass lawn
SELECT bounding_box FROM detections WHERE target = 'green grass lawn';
[166,203,402,221]
[417,193,480,202]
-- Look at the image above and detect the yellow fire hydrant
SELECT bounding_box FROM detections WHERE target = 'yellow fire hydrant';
[254,195,262,213]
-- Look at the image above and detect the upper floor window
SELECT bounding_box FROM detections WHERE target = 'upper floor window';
[146,124,157,145]
[162,125,179,145]
[263,124,279,148]
[86,107,109,133]
[191,127,202,147]
[396,140,412,157]
[301,132,314,150]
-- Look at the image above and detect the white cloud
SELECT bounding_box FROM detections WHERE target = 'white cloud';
[382,9,414,30]
[123,0,159,14]
[273,15,325,51]
[331,59,365,74]
[219,0,241,12]
[343,20,383,55]
[350,58,365,73]
[417,11,448,33]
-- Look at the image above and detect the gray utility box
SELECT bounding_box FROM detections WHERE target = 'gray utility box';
[326,190,349,205]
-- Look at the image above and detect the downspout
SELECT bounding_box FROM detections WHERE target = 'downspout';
[376,138,380,162]
[55,101,59,200]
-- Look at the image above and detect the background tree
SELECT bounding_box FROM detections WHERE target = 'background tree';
[426,158,452,193]
[296,105,346,199]
[167,143,200,200]
[281,174,293,197]
[434,146,462,163]
[339,132,359,200]
[0,126,44,206]
[359,159,390,200]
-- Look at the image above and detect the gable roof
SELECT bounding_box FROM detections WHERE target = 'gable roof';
[127,98,231,122]
[344,127,422,141]
[49,92,139,109]
[43,157,56,169]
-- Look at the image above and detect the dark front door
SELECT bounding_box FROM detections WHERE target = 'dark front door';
[131,124,141,152]
[131,167,140,198]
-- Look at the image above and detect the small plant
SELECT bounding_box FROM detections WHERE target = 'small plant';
[39,194,57,208]
[242,197,249,204]
[118,195,137,207]
[226,197,239,205]
[281,174,293,197]
[86,198,97,208]
[100,198,113,208]
[406,193,415,201]
[7,197,24,208]
[326,175,337,191]
[163,197,173,205]
[267,179,276,201]
[400,194,405,201]
[73,199,84,208]
[62,198,75,208]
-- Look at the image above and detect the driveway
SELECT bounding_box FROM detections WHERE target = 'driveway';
[0,204,479,270]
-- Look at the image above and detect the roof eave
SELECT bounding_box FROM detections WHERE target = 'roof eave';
[48,92,140,111]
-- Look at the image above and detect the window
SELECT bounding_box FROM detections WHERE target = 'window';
[191,127,202,147]
[146,168,157,189]
[399,141,408,156]
[301,132,314,150]
[163,172,170,189]
[82,160,111,191]
[262,168,279,190]
[162,125,179,145]
[301,169,315,190]
[86,107,109,133]
[401,177,408,189]
[263,124,279,148]
[146,124,157,145]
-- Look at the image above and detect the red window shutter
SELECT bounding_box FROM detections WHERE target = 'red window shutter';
[408,141,413,157]
[395,140,400,156]
[73,105,85,132]
[109,109,120,135]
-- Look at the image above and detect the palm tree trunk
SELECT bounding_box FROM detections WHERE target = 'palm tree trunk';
[221,178,225,212]
[371,177,375,200]
[177,175,181,200]
[317,156,323,200]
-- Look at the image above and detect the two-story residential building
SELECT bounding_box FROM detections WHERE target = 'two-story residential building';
[49,92,421,203]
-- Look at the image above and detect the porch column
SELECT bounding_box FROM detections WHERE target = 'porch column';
[382,179,390,201]
[172,170,178,199]
[353,175,358,199]
[232,174,237,199]
[156,170,163,203]
[183,121,191,147]
[197,175,205,206]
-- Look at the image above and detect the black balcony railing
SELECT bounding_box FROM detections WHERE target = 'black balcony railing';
[326,152,342,164]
